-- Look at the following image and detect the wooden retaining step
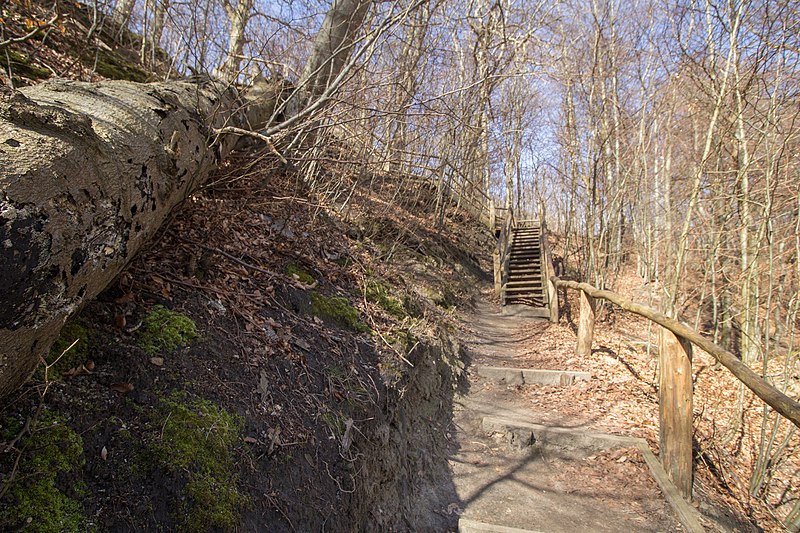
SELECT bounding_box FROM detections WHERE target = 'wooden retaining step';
[500,304,550,318]
[476,366,591,386]
[458,519,544,533]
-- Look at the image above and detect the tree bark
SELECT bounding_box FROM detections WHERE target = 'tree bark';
[0,78,272,398]
[576,290,595,357]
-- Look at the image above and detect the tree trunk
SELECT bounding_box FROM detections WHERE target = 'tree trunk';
[0,78,273,399]
[0,0,375,399]
[297,0,372,99]
[112,0,137,30]
[221,0,255,83]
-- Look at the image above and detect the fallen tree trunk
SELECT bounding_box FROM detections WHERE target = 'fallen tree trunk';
[0,78,273,398]
[0,0,378,399]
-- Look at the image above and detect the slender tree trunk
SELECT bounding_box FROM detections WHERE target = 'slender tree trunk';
[297,0,372,100]
[221,0,255,83]
[111,0,137,30]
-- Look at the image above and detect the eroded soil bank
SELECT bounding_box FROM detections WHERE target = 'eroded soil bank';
[0,154,490,531]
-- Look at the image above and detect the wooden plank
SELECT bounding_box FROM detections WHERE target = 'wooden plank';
[635,441,705,532]
[576,290,595,357]
[659,327,694,500]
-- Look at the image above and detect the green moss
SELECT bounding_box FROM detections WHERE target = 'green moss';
[90,50,149,82]
[320,411,345,436]
[39,321,92,380]
[386,330,414,352]
[0,412,90,533]
[148,392,246,531]
[137,306,199,356]
[4,50,51,80]
[425,283,457,310]
[365,279,407,319]
[1,416,24,441]
[286,264,315,285]
[310,292,370,333]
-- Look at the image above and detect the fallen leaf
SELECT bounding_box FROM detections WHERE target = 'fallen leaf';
[114,293,135,304]
[85,360,95,371]
[114,314,126,329]
[293,338,311,351]
[101,446,108,461]
[110,382,134,393]
[149,357,164,367]
[243,437,258,444]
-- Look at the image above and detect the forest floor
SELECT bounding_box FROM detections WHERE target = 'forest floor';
[1,1,797,530]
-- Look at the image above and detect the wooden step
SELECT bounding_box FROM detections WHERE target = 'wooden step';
[505,299,546,307]
[505,289,545,297]
[505,284,544,290]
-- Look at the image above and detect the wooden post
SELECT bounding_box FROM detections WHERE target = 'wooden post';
[493,250,502,296]
[658,327,694,500]
[547,278,559,323]
[576,290,595,357]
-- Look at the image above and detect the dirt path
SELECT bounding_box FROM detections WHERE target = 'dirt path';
[449,289,687,532]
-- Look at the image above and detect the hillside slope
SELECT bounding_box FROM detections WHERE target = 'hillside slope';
[1,4,497,528]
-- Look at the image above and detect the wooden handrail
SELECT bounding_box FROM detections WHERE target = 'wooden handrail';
[552,277,800,429]
[493,208,516,296]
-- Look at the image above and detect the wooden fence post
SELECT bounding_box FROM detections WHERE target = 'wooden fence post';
[658,327,694,500]
[493,250,501,296]
[576,290,595,357]
[547,278,559,323]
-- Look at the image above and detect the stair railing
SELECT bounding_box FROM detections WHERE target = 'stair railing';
[550,276,800,501]
[540,221,559,323]
[493,207,515,298]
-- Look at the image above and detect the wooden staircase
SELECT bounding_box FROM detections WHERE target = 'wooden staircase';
[491,209,557,320]
[503,222,550,318]
[504,224,545,307]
